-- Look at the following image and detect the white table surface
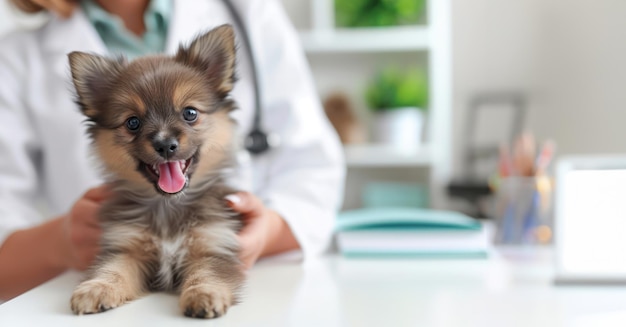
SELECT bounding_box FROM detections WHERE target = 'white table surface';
[2,248,626,327]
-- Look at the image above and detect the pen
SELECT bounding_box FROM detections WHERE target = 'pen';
[535,140,555,176]
[499,144,513,177]
[512,132,536,177]
[522,189,540,243]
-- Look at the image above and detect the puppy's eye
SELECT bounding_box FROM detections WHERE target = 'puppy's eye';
[126,117,141,131]
[182,107,198,123]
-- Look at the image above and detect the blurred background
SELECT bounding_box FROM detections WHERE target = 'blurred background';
[3,0,626,239]
[280,0,626,218]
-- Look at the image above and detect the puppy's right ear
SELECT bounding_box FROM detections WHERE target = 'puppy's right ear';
[175,25,237,98]
[68,52,124,119]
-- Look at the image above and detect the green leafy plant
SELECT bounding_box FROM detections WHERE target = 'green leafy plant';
[366,67,429,112]
[335,0,426,28]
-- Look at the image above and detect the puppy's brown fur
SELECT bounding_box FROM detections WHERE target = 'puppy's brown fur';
[68,25,245,319]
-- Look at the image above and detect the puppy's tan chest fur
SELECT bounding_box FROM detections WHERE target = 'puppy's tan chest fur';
[101,206,240,291]
[154,235,188,290]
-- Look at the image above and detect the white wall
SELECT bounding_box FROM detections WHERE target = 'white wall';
[452,0,626,176]
[450,0,542,174]
[534,0,626,155]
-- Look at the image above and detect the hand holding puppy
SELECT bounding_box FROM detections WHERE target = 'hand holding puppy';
[58,185,108,271]
[226,193,271,269]
[226,192,299,269]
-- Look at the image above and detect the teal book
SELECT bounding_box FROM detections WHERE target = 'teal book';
[336,208,489,258]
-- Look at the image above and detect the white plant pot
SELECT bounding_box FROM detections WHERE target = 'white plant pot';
[372,107,424,149]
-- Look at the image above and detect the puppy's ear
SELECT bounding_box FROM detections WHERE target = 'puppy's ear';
[68,52,125,118]
[176,25,237,97]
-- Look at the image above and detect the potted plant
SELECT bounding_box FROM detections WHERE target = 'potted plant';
[335,0,426,28]
[366,66,429,148]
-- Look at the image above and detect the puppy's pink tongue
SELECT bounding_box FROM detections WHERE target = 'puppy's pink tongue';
[157,161,186,194]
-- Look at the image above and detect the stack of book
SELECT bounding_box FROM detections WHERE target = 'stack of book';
[336,208,490,258]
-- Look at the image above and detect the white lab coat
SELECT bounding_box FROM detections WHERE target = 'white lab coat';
[0,0,345,260]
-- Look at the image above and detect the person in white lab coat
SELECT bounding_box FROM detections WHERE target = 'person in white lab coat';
[0,0,345,300]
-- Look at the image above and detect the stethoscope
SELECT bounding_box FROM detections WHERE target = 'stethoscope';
[222,0,273,155]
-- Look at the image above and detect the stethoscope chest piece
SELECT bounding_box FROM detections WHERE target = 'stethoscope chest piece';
[244,128,280,155]
[244,129,270,155]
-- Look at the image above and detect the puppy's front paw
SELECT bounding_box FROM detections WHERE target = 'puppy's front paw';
[180,285,233,319]
[70,280,127,315]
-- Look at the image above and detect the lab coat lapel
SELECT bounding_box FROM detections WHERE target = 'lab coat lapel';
[41,11,107,79]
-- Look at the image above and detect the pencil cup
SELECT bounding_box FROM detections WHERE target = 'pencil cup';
[493,176,553,245]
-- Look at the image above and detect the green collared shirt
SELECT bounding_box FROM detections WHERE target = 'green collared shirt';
[81,0,172,59]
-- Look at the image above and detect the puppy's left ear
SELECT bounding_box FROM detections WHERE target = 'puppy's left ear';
[176,25,237,97]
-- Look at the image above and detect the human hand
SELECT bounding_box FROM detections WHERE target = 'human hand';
[225,192,278,269]
[11,0,77,18]
[59,185,110,271]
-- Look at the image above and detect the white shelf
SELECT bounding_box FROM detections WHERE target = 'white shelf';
[344,144,432,167]
[299,26,429,53]
[289,0,452,208]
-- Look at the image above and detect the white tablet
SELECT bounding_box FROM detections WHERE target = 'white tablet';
[554,156,626,284]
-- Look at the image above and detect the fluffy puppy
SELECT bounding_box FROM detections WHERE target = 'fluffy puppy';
[67,25,245,319]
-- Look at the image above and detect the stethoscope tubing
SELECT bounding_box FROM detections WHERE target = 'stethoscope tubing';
[221,0,272,155]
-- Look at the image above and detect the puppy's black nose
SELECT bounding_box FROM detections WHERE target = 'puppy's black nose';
[153,137,179,159]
